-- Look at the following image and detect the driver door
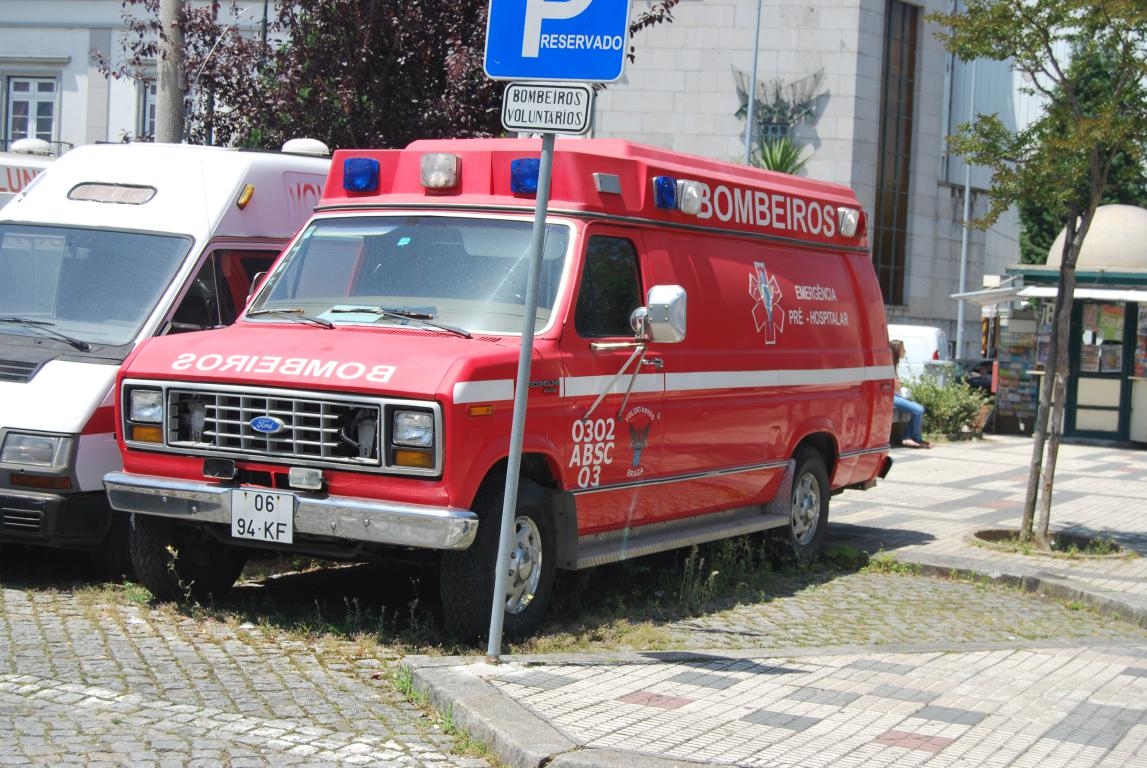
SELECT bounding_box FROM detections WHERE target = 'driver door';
[558,228,665,534]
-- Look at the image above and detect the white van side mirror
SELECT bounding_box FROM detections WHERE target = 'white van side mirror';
[247,271,268,304]
[631,284,686,343]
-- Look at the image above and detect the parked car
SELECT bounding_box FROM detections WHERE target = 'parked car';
[954,358,996,393]
[887,323,951,381]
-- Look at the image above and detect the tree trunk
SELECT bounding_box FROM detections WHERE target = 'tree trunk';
[156,0,185,144]
[1021,213,1078,543]
[1036,220,1087,544]
[1037,366,1067,549]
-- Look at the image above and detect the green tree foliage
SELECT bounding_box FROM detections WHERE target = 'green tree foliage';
[930,0,1147,546]
[1017,42,1147,264]
[94,0,682,150]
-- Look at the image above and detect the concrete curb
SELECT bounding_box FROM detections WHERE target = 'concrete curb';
[407,658,577,768]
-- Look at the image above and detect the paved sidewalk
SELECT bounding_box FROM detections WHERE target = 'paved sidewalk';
[406,436,1147,768]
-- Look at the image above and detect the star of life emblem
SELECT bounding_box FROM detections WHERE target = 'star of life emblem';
[749,261,784,344]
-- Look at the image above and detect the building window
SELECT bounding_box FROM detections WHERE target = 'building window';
[872,0,919,306]
[138,80,157,141]
[6,77,57,145]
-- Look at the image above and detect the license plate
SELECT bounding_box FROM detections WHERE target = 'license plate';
[231,489,294,544]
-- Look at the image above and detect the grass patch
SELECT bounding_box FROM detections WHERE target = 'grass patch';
[860,551,918,575]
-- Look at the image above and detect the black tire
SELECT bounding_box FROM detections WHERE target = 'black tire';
[439,477,557,643]
[129,514,247,601]
[91,512,137,581]
[788,447,830,562]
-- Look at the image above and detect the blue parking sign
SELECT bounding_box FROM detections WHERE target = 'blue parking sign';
[485,0,632,82]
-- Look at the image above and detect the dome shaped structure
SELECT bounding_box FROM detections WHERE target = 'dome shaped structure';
[1047,204,1147,269]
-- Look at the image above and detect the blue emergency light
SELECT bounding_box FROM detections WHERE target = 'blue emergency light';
[343,157,379,193]
[653,176,677,210]
[510,158,540,195]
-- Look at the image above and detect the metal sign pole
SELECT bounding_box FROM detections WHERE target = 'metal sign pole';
[486,131,556,661]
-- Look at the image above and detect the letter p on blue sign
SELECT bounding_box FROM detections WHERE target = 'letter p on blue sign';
[484,0,632,82]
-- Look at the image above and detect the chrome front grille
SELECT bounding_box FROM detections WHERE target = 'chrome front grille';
[166,388,382,467]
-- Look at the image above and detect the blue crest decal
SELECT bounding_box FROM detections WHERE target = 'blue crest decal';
[250,415,285,434]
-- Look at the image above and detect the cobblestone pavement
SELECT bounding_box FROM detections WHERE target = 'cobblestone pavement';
[3,436,1147,767]
[408,436,1147,768]
[0,582,488,768]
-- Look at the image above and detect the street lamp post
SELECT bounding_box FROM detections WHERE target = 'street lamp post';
[743,0,763,165]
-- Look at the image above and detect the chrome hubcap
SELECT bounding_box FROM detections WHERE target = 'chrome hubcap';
[505,515,543,614]
[792,472,821,545]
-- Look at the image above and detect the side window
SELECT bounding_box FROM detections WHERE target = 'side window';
[168,249,277,333]
[575,235,642,338]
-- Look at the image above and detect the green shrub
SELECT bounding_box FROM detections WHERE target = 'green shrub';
[905,374,991,436]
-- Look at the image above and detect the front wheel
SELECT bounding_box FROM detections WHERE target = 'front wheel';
[788,447,830,563]
[129,515,247,601]
[439,477,557,642]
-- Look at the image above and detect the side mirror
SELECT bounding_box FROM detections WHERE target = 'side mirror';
[630,284,686,343]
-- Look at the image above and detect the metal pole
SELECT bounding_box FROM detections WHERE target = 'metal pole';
[486,131,556,662]
[956,58,976,358]
[743,0,763,164]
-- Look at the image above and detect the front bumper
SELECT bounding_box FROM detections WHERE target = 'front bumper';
[0,489,113,550]
[103,472,479,551]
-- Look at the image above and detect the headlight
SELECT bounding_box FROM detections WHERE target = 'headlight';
[129,389,164,423]
[1,433,73,468]
[392,410,433,448]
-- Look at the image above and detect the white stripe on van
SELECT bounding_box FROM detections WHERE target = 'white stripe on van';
[560,373,664,398]
[666,365,892,391]
[453,379,514,404]
[452,365,892,404]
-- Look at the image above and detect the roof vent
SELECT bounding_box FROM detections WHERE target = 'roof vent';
[281,138,331,157]
[10,138,52,156]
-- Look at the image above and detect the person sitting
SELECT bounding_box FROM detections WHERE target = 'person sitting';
[891,339,931,449]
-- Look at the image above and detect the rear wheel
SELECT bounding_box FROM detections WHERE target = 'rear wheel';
[788,447,829,562]
[439,477,556,642]
[129,515,247,601]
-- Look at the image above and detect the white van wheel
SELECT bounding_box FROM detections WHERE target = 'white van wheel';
[789,448,829,561]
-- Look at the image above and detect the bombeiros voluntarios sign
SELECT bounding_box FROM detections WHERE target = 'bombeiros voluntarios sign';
[501,82,594,135]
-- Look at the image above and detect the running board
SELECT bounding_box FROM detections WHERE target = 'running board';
[569,460,795,570]
[572,506,790,569]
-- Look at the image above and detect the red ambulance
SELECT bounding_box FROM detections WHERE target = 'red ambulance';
[105,139,895,639]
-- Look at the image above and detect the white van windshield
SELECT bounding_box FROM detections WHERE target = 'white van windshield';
[0,224,192,347]
[251,215,571,335]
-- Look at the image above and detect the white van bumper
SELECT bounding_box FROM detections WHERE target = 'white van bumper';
[103,471,478,550]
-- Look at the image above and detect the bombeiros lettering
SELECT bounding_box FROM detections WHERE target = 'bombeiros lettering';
[696,183,838,239]
[171,352,395,383]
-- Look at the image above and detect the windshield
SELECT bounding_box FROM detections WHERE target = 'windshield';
[0,224,192,347]
[250,215,571,335]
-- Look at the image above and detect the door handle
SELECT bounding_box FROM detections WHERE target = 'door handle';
[641,357,664,370]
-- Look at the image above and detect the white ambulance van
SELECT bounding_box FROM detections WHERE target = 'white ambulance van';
[106,139,894,638]
[0,140,329,572]
[0,139,54,208]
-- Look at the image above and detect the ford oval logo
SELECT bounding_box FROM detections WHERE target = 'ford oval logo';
[250,416,285,434]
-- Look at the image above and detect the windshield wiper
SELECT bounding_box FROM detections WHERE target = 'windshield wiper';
[0,316,92,352]
[245,308,334,329]
[327,306,472,339]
